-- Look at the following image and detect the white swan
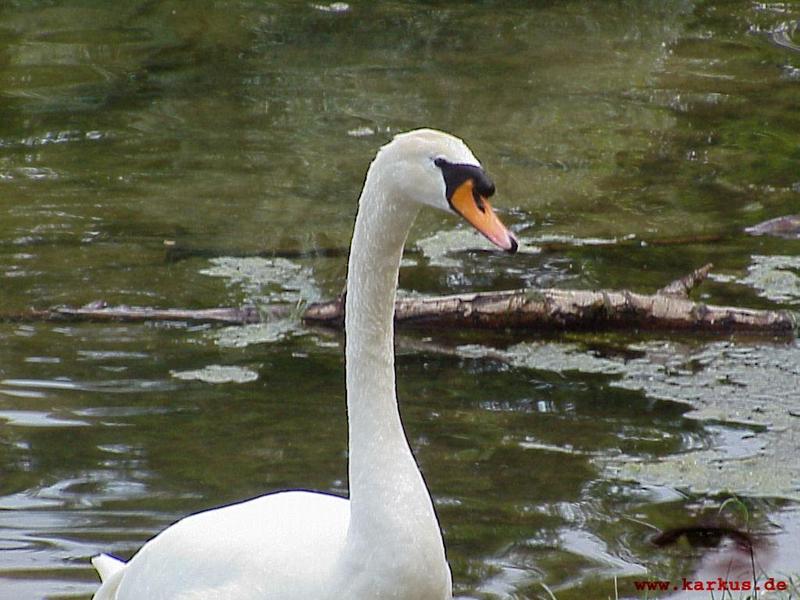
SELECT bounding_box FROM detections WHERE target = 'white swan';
[91,128,517,600]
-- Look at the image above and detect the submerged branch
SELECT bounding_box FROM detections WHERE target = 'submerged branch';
[657,263,714,298]
[21,303,272,325]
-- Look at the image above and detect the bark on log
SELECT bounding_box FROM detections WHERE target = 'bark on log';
[301,262,795,334]
[303,288,796,334]
[657,263,715,298]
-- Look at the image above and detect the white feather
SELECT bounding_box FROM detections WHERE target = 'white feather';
[92,129,488,600]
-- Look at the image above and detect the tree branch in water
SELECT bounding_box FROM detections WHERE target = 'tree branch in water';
[9,265,796,335]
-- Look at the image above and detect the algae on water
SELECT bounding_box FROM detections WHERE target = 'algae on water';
[170,364,259,384]
[462,339,800,500]
[200,257,321,305]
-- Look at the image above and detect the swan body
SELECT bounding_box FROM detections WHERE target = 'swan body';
[92,129,517,600]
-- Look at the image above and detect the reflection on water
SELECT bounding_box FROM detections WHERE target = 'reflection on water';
[2,1,800,598]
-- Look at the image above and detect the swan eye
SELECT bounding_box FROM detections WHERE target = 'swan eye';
[434,159,495,207]
[435,158,516,253]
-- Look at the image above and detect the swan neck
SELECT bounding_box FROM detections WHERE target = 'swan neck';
[338,150,451,597]
[344,172,419,514]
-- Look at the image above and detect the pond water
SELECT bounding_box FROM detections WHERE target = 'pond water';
[1,1,800,599]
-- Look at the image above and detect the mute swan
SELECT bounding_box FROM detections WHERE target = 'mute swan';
[91,128,517,600]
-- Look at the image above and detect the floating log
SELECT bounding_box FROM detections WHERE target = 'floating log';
[304,288,795,334]
[9,264,797,335]
[304,263,796,334]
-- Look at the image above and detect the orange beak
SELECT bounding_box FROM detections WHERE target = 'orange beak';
[449,179,518,253]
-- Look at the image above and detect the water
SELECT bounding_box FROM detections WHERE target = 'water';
[1,1,800,598]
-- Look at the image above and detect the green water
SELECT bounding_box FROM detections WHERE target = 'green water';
[1,1,800,598]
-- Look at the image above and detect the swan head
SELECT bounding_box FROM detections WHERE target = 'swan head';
[372,129,518,253]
